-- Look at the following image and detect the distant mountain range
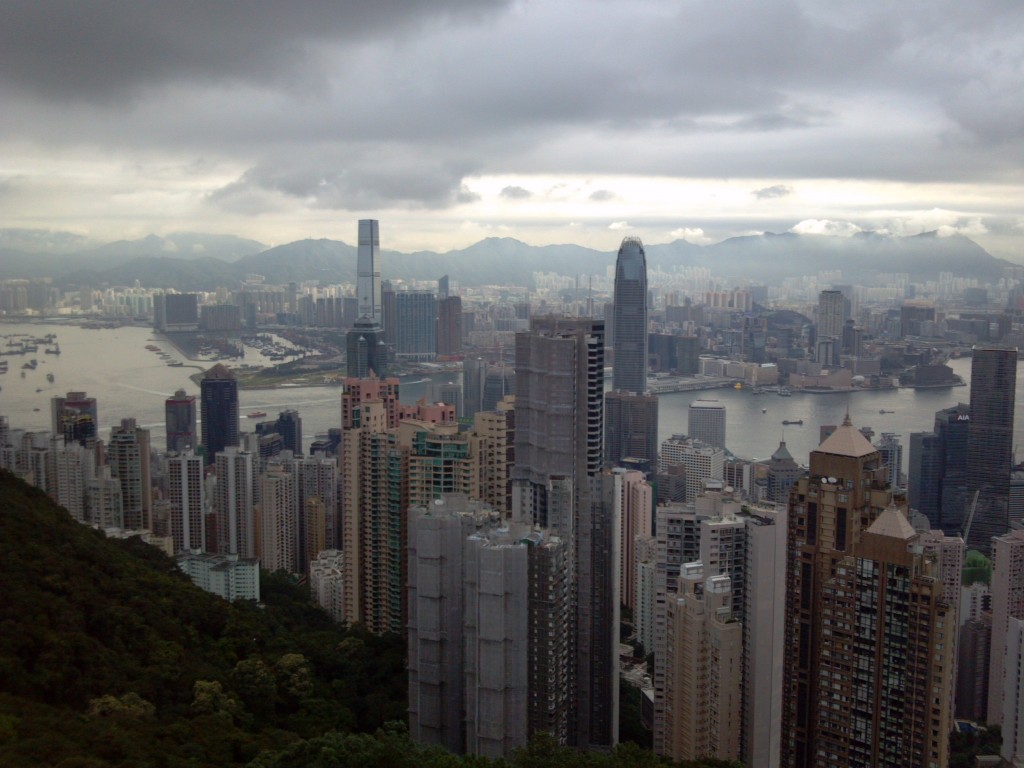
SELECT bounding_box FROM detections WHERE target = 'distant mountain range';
[0,228,1011,292]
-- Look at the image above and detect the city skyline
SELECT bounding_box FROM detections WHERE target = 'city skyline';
[0,2,1022,258]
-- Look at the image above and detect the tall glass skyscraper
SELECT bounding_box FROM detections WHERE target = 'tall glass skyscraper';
[966,346,1017,553]
[357,219,382,325]
[611,237,648,395]
[200,363,239,465]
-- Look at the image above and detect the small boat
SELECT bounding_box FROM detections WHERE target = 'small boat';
[782,419,803,425]
[762,408,767,414]
[879,409,894,414]
[46,372,54,383]
[777,388,792,397]
[247,411,267,418]
[33,407,40,411]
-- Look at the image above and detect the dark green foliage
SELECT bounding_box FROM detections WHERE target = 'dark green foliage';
[949,724,1001,768]
[619,681,652,750]
[0,471,405,767]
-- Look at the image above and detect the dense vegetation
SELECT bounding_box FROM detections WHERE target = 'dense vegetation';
[0,471,405,767]
[0,472,737,767]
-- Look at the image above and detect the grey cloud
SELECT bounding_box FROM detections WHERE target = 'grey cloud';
[589,190,616,201]
[0,0,510,102]
[753,185,794,200]
[500,186,532,200]
[207,150,481,212]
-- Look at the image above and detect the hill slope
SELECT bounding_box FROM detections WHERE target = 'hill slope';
[0,471,405,767]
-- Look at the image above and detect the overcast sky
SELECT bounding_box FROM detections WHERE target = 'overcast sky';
[1,0,1022,257]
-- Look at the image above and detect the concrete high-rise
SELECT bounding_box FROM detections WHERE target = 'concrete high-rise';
[987,529,1024,729]
[200,364,239,465]
[436,294,463,357]
[348,220,388,376]
[512,316,617,750]
[611,236,648,395]
[257,461,297,573]
[395,291,437,360]
[108,418,151,531]
[356,219,382,326]
[167,450,205,552]
[782,418,954,767]
[687,398,726,450]
[165,388,197,453]
[966,346,1017,553]
[214,447,255,558]
[51,391,98,447]
[604,390,658,469]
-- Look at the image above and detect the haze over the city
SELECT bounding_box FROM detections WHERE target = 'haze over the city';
[1,1,1022,259]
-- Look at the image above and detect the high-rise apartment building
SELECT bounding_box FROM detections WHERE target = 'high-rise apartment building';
[966,346,1017,553]
[511,316,617,750]
[395,291,437,360]
[214,447,255,558]
[51,391,98,447]
[659,435,725,502]
[167,450,205,552]
[107,418,151,530]
[165,388,197,453]
[987,529,1024,729]
[53,441,94,522]
[436,294,463,357]
[88,466,124,529]
[257,461,297,574]
[200,364,239,465]
[611,236,648,395]
[661,564,742,762]
[782,417,954,767]
[688,398,726,450]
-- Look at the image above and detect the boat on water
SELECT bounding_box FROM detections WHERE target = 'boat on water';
[247,411,268,418]
[46,372,54,383]
[879,409,895,414]
[782,419,804,425]
[762,408,767,413]
[777,388,792,397]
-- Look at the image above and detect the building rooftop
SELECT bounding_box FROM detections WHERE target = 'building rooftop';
[866,504,917,540]
[816,413,876,458]
[203,363,235,380]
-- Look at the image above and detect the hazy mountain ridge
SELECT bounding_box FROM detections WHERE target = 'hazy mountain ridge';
[0,229,1011,291]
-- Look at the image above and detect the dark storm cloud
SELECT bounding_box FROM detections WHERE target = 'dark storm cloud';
[0,0,510,101]
[499,186,532,200]
[1,0,1022,215]
[753,185,794,200]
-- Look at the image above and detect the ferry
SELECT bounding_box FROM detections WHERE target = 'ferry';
[879,409,895,414]
[247,411,268,419]
[782,419,804,425]
[777,387,792,397]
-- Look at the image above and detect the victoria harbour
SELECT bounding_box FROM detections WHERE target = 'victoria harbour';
[1,319,1016,471]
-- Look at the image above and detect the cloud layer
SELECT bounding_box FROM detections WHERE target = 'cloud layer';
[0,1,1021,253]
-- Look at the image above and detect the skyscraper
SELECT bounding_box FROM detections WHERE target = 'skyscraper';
[395,290,437,360]
[214,447,255,558]
[966,346,1017,554]
[357,219,382,326]
[200,363,239,465]
[611,236,648,395]
[687,398,726,450]
[603,390,658,469]
[168,450,205,552]
[436,294,463,357]
[165,388,197,453]
[782,417,955,767]
[512,316,617,749]
[108,417,151,531]
[347,220,389,377]
[51,391,98,447]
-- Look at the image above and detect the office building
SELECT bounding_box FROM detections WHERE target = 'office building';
[346,317,389,378]
[687,398,726,450]
[167,450,205,553]
[817,288,846,337]
[604,390,658,469]
[165,388,197,453]
[51,391,98,447]
[463,357,487,418]
[107,418,152,530]
[200,364,239,465]
[781,417,954,768]
[966,346,1017,553]
[611,236,648,395]
[395,290,437,360]
[909,403,970,533]
[874,431,903,491]
[357,219,382,326]
[436,294,463,357]
[766,440,803,504]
